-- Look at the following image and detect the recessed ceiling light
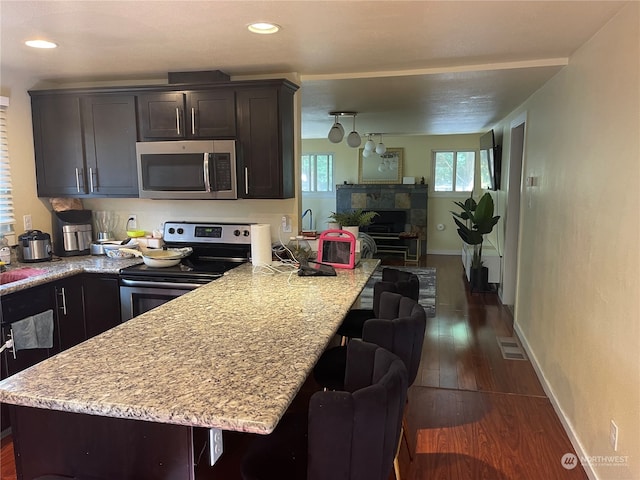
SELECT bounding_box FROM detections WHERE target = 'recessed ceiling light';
[247,22,280,34]
[25,39,58,49]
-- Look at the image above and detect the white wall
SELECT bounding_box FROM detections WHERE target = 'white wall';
[497,3,639,478]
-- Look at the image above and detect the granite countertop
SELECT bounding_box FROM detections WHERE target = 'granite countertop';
[0,255,142,295]
[0,259,380,434]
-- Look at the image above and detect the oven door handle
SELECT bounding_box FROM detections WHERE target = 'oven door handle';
[120,278,204,289]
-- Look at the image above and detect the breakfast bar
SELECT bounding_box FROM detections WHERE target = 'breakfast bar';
[0,259,379,479]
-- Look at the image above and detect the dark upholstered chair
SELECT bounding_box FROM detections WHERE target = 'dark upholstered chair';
[336,268,420,339]
[314,291,426,391]
[241,340,408,480]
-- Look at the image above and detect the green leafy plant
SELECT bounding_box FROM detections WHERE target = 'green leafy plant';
[451,193,500,268]
[329,209,379,227]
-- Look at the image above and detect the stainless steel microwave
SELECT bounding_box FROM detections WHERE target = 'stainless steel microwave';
[136,140,237,199]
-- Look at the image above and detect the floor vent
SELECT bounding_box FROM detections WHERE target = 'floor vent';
[496,336,527,361]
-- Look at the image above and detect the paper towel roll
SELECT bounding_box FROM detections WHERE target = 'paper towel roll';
[251,224,273,266]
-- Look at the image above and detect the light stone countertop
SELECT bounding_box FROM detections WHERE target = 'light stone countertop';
[0,255,142,295]
[0,259,380,434]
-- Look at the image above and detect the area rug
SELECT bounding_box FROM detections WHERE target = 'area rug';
[356,266,436,317]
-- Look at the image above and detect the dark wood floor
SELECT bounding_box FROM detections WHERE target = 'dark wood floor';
[0,255,587,479]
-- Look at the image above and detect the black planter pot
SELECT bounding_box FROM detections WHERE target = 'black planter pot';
[470,266,489,292]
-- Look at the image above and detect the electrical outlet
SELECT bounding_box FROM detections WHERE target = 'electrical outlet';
[23,214,32,230]
[281,215,292,233]
[610,420,618,451]
[127,214,137,230]
[208,428,223,465]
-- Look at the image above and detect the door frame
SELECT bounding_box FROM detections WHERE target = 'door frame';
[499,111,527,306]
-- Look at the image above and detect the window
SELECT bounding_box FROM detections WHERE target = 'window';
[432,150,476,193]
[301,153,334,193]
[0,97,15,239]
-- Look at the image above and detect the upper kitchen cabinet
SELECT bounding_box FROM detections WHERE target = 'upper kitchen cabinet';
[137,89,236,140]
[236,80,298,199]
[31,92,139,198]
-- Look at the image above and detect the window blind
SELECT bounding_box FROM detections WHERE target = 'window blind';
[0,96,16,240]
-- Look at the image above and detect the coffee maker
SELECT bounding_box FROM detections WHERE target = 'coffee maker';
[51,210,93,257]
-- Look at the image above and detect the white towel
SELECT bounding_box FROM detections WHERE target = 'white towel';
[10,309,54,351]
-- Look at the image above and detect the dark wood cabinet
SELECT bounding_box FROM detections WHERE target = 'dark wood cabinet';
[236,81,297,199]
[138,89,235,140]
[30,78,298,200]
[82,95,139,196]
[0,284,54,377]
[0,273,121,431]
[1,284,55,431]
[31,92,139,198]
[53,276,86,352]
[31,95,85,197]
[82,274,121,338]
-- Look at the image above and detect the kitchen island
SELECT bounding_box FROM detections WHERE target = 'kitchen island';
[0,259,379,479]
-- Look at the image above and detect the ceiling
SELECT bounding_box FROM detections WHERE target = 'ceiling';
[0,1,627,139]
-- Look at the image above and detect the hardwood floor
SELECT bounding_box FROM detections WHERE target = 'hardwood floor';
[0,255,587,479]
[399,255,587,480]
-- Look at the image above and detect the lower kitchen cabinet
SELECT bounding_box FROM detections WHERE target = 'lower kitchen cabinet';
[82,274,121,338]
[1,284,55,431]
[53,276,86,352]
[0,273,121,431]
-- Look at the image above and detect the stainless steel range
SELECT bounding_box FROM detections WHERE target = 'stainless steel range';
[119,221,252,321]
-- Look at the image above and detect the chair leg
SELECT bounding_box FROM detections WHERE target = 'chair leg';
[402,413,413,462]
[394,425,404,480]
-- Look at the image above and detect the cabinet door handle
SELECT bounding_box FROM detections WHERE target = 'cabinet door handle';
[203,153,212,192]
[57,287,67,315]
[191,107,196,135]
[75,168,81,193]
[89,167,95,193]
[244,167,249,195]
[175,107,181,135]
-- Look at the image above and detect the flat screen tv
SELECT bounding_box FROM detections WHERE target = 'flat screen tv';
[479,129,501,191]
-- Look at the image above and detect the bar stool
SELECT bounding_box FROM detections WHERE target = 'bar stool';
[314,291,426,391]
[241,340,408,480]
[336,268,419,340]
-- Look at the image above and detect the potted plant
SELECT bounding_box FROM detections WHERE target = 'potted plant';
[328,209,378,237]
[451,193,500,291]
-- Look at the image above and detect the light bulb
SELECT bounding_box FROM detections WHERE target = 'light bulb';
[364,138,375,152]
[347,131,361,148]
[363,149,372,158]
[375,142,386,155]
[328,123,344,143]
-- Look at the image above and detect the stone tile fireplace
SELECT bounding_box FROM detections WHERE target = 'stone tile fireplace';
[336,183,428,256]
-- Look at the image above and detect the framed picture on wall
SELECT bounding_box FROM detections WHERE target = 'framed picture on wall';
[358,147,403,184]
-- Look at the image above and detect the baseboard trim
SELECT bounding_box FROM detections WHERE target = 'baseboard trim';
[513,322,598,480]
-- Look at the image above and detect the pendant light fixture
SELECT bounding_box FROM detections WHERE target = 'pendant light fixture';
[375,133,386,155]
[346,115,361,148]
[328,114,345,143]
[328,112,360,148]
[364,134,375,153]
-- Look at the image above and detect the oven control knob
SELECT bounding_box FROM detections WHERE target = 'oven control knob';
[177,228,184,234]
[233,229,241,236]
[168,228,175,234]
[243,230,250,237]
